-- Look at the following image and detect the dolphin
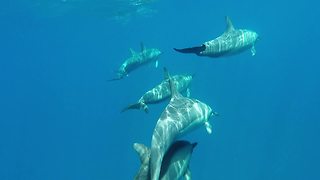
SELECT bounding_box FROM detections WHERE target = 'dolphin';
[149,68,218,180]
[121,72,194,113]
[174,16,259,58]
[109,43,161,81]
[133,140,197,180]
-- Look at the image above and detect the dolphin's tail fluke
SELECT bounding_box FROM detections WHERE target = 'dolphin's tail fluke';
[173,44,206,55]
[121,101,149,113]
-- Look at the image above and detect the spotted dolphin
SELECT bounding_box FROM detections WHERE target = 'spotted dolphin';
[174,16,259,58]
[149,68,218,180]
[133,140,197,180]
[121,72,193,113]
[109,43,161,81]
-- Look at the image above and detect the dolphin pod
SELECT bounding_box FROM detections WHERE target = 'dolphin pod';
[174,16,259,58]
[109,43,161,81]
[122,72,193,113]
[133,140,197,180]
[109,16,258,179]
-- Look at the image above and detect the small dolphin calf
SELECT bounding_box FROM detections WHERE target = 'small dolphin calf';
[174,16,259,58]
[150,68,217,180]
[133,140,197,180]
[109,43,161,81]
[122,72,193,113]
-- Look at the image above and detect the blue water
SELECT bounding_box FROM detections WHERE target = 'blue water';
[1,0,319,179]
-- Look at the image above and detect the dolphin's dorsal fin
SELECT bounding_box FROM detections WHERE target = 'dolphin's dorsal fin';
[133,143,150,163]
[164,67,182,99]
[140,42,146,52]
[130,48,136,56]
[225,16,235,33]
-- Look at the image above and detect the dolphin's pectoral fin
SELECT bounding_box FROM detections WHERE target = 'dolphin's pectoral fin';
[155,60,159,68]
[205,121,212,134]
[173,45,206,56]
[186,88,191,98]
[184,168,192,180]
[251,46,256,56]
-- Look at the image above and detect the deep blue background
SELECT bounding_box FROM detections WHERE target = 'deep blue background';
[1,0,319,179]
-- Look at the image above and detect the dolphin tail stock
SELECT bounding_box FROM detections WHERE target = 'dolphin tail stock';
[173,44,206,55]
[121,101,149,113]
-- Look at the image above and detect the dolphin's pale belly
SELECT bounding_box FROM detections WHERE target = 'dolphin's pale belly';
[201,30,256,57]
